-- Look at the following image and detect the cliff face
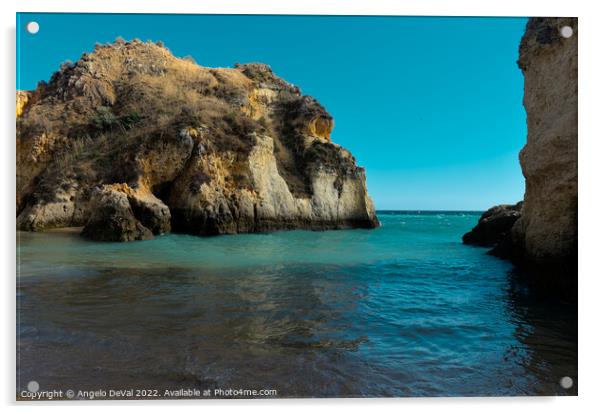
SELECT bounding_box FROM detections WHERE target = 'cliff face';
[513,17,578,289]
[16,39,378,240]
[464,18,577,295]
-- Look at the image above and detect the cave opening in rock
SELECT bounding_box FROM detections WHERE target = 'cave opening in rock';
[152,181,175,211]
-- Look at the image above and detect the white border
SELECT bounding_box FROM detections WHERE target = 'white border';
[3,1,602,413]
[6,0,583,17]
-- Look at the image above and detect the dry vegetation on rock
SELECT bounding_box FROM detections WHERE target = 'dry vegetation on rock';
[17,39,378,240]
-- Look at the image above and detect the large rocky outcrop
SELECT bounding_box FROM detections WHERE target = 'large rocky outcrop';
[466,18,577,295]
[16,39,378,240]
[513,17,578,288]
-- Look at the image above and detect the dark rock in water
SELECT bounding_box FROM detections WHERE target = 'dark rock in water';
[462,202,522,250]
[128,192,171,235]
[81,184,169,242]
[487,231,516,260]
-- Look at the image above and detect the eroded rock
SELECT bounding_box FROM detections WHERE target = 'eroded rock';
[463,202,522,259]
[82,185,153,242]
[467,18,578,296]
[513,17,578,281]
[16,39,378,239]
[81,184,171,242]
[463,202,523,246]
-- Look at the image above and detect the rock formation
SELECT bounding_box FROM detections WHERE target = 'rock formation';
[513,17,578,290]
[465,18,577,296]
[16,39,379,240]
[462,202,522,258]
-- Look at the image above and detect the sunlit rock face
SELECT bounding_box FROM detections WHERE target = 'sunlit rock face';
[512,17,577,292]
[16,39,378,240]
[462,18,577,296]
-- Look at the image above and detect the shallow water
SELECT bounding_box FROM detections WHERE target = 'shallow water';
[16,212,577,398]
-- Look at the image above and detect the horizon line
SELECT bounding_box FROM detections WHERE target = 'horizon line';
[375,209,484,213]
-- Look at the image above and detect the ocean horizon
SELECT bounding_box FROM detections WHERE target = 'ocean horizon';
[377,209,484,214]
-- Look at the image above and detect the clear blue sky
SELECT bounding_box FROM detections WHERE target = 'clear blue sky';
[17,13,528,210]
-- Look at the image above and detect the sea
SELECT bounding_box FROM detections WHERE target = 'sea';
[16,211,577,398]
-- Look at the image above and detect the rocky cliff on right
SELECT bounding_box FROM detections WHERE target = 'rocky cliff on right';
[464,17,577,297]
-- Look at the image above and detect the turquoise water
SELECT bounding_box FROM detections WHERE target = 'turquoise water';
[17,212,577,397]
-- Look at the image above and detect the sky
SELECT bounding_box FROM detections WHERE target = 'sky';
[17,13,528,211]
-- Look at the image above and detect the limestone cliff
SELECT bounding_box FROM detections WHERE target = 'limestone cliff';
[465,18,577,295]
[512,17,578,290]
[16,39,378,240]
